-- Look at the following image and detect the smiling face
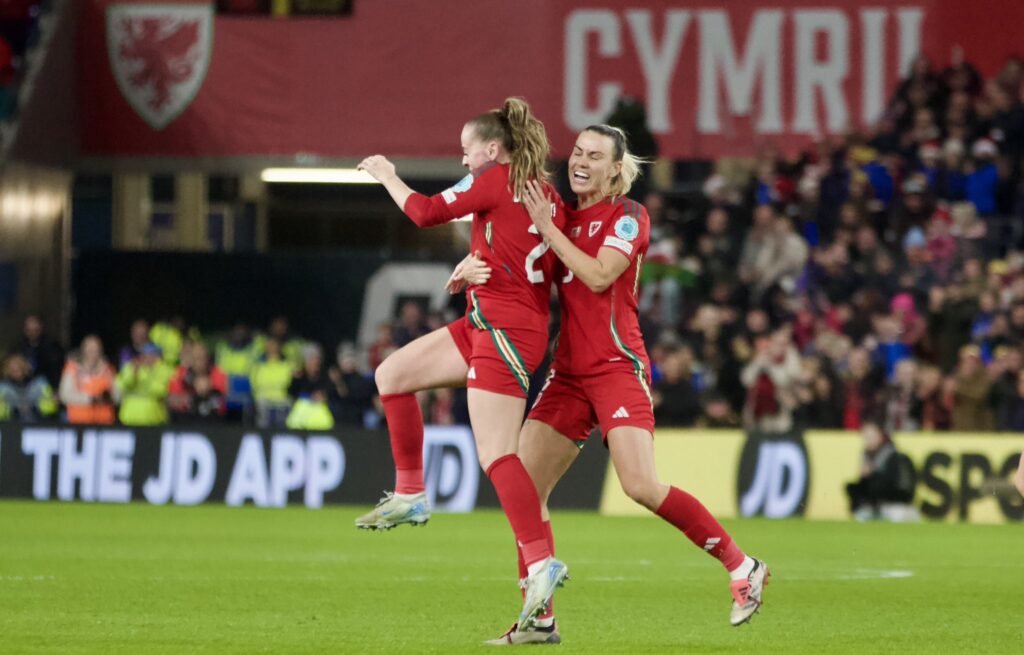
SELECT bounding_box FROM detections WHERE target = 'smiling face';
[568,130,621,199]
[461,124,500,171]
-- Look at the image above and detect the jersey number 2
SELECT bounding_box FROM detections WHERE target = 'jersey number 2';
[526,224,574,284]
[526,240,550,283]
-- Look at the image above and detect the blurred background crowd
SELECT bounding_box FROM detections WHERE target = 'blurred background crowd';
[636,51,1024,435]
[4,51,1024,438]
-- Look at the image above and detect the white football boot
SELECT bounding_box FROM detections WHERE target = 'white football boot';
[730,557,770,626]
[518,557,569,630]
[354,491,430,530]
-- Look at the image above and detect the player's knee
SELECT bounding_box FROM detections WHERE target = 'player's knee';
[374,358,402,395]
[620,476,661,511]
[476,445,500,472]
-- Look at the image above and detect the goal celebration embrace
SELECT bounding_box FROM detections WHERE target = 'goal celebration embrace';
[356,98,769,645]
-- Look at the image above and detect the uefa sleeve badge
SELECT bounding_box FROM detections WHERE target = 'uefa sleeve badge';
[614,216,640,241]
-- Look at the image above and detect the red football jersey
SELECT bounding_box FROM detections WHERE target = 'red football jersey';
[404,162,565,331]
[552,197,650,376]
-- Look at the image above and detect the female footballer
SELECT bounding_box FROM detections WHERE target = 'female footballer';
[458,125,768,644]
[356,97,569,628]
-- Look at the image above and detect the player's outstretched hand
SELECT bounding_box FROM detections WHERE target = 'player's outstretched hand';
[523,179,554,234]
[445,251,491,294]
[357,155,396,183]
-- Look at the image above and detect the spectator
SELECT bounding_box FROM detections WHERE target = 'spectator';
[882,358,920,432]
[839,347,884,430]
[951,344,995,431]
[393,301,427,347]
[368,322,396,370]
[116,343,173,426]
[12,315,64,389]
[740,329,801,434]
[168,342,228,422]
[59,335,117,425]
[927,285,977,372]
[0,354,57,421]
[926,208,958,283]
[265,316,305,370]
[697,392,740,428]
[890,292,926,349]
[250,338,294,428]
[286,344,334,430]
[328,342,374,425]
[150,316,188,366]
[652,345,700,427]
[171,373,225,423]
[0,35,15,120]
[738,205,776,292]
[916,365,953,431]
[796,357,843,429]
[845,422,917,522]
[119,319,151,367]
[696,207,740,290]
[965,138,999,216]
[870,314,912,381]
[639,191,688,327]
[890,178,933,244]
[427,388,456,425]
[757,215,809,300]
[216,323,260,416]
[991,346,1023,430]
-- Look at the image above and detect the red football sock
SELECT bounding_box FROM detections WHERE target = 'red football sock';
[487,455,550,567]
[380,393,424,494]
[656,486,746,572]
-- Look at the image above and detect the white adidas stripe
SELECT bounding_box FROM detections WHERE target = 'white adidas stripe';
[612,406,630,419]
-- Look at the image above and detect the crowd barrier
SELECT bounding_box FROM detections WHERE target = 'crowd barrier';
[0,423,608,512]
[600,430,1024,524]
[2,423,1020,523]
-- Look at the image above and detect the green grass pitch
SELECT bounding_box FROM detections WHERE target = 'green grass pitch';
[1,501,1022,654]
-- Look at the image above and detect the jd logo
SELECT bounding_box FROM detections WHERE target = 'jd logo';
[423,426,479,513]
[737,431,809,518]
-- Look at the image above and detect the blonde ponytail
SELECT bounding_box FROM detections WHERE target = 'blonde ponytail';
[466,97,550,199]
[584,124,649,199]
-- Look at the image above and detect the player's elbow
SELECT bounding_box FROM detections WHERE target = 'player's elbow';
[402,194,440,227]
[583,272,616,294]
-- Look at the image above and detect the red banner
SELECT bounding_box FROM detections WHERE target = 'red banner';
[79,0,1023,160]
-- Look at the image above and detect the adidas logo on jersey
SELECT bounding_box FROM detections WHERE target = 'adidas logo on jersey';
[467,367,477,380]
[612,406,630,419]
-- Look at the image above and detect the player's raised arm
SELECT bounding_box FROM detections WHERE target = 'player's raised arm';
[358,155,417,214]
[523,180,629,293]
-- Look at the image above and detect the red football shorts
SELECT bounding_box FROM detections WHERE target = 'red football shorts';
[447,318,547,399]
[527,367,655,445]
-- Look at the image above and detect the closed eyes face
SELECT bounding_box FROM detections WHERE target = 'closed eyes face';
[461,125,498,171]
[568,131,621,196]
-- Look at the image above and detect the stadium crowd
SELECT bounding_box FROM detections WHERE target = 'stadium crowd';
[4,53,1024,436]
[0,1,45,122]
[0,315,380,430]
[637,52,1024,434]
